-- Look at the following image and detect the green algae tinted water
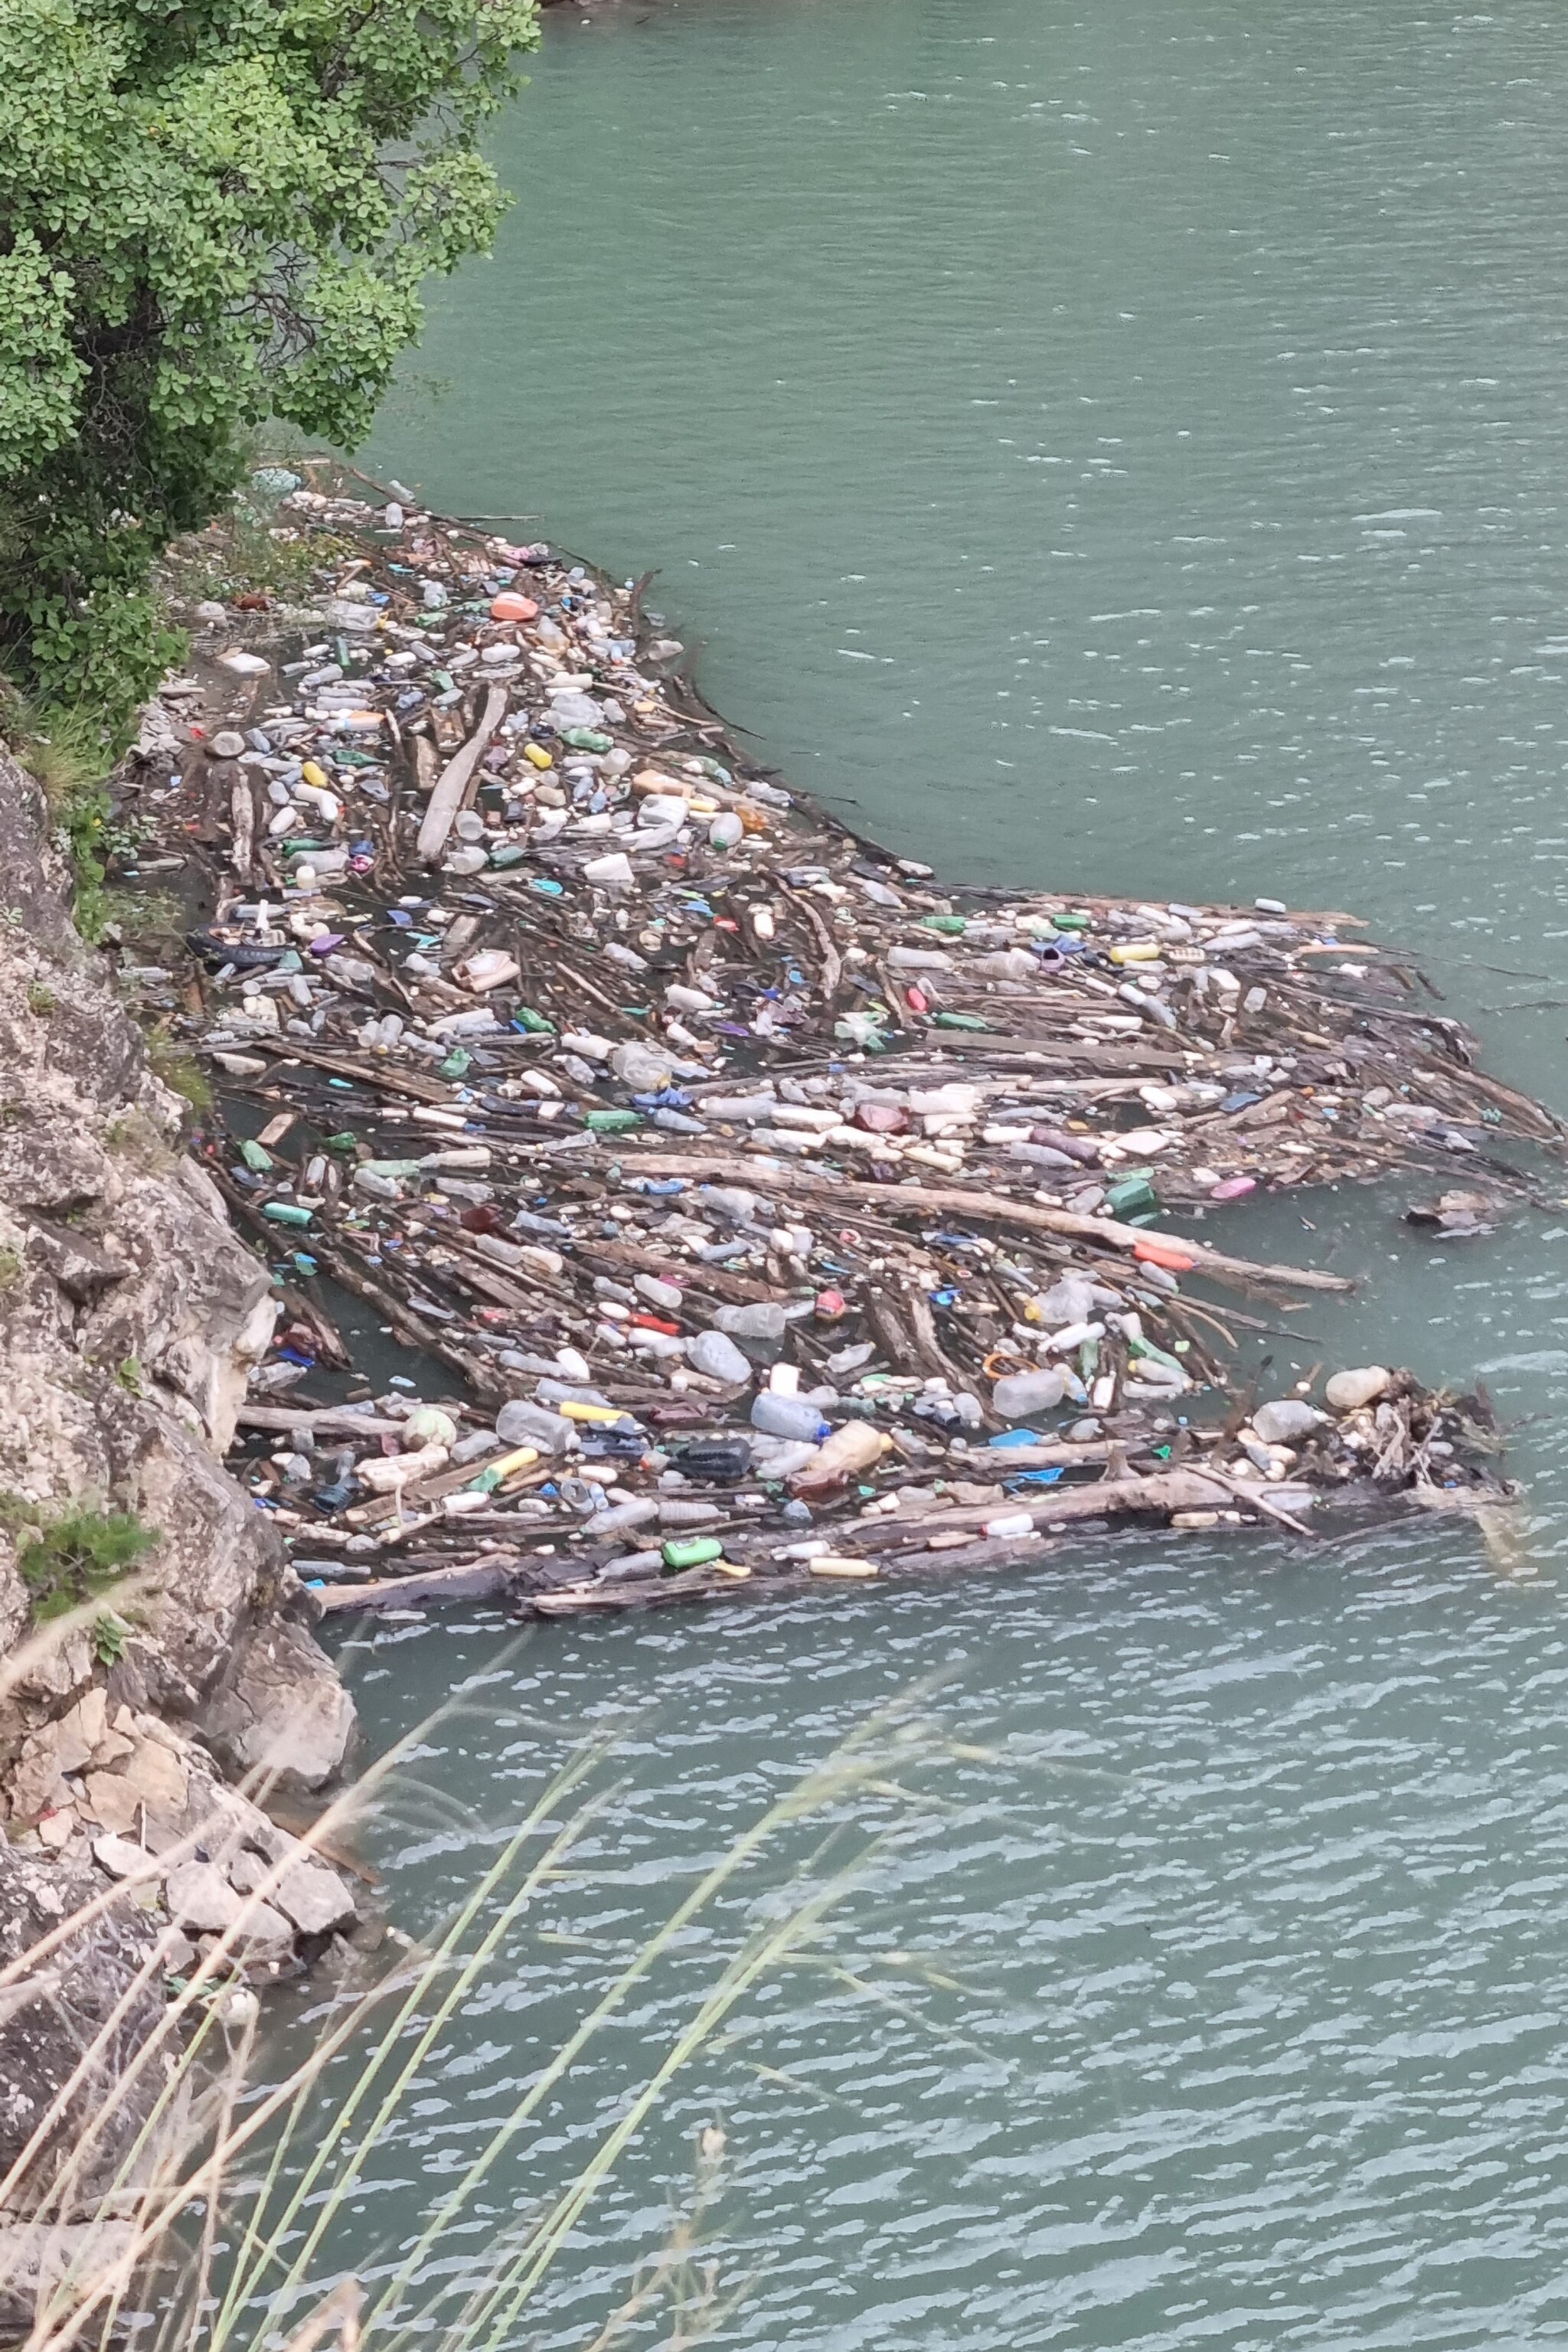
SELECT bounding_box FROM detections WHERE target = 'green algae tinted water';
[325,2,1568,2341]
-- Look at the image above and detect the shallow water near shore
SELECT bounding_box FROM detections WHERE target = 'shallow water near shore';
[315,0,1568,2341]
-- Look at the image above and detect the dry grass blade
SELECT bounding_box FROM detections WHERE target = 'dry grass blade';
[2,1690,949,2352]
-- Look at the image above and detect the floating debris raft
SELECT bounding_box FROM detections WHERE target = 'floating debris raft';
[115,469,1549,1618]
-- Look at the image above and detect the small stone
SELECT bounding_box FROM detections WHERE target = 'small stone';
[1250,1399,1325,1446]
[194,599,227,624]
[93,1834,153,1880]
[236,1901,296,1952]
[11,1729,69,1820]
[50,1708,96,1779]
[273,1859,357,1936]
[36,1808,76,1851]
[1325,1365,1392,1413]
[209,730,247,760]
[165,1860,243,1932]
[227,1849,273,1896]
[116,1736,191,1821]
[80,1772,141,1835]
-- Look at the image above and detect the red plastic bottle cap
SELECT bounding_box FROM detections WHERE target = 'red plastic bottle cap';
[490,592,539,623]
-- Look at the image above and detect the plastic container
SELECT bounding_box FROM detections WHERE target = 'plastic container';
[990,1367,1067,1421]
[662,1536,724,1570]
[670,1437,753,1482]
[714,1302,788,1341]
[495,1398,578,1456]
[688,1331,753,1384]
[789,1422,891,1497]
[750,1393,831,1442]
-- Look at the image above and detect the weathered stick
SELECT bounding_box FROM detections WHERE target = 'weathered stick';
[1194,1464,1321,1539]
[843,1468,1235,1547]
[622,1155,1355,1293]
[312,1557,521,1613]
[416,684,508,862]
[237,1405,407,1439]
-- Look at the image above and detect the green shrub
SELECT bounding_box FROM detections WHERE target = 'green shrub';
[0,0,539,738]
[1,685,116,933]
[15,1501,157,1622]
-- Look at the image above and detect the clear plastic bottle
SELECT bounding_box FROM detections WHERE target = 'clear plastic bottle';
[750,1393,831,1442]
[495,1397,578,1456]
[991,1367,1067,1421]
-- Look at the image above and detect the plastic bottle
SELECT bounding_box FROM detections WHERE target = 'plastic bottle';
[790,1423,891,1498]
[670,1437,753,1481]
[991,1367,1067,1421]
[750,1393,831,1442]
[982,1510,1035,1539]
[746,1436,823,1479]
[688,1331,753,1384]
[495,1397,578,1456]
[714,1302,788,1341]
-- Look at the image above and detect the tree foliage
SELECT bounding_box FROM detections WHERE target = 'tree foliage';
[0,0,538,727]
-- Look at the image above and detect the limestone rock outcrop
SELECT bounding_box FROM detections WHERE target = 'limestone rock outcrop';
[0,740,355,1875]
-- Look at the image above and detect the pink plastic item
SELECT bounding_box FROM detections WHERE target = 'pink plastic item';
[490,591,539,623]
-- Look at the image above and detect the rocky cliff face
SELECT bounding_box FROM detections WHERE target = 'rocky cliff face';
[0,738,354,1865]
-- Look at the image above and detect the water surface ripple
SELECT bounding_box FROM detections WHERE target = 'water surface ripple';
[334,1,1568,2339]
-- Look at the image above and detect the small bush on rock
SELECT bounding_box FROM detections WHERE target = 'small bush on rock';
[10,1499,157,1622]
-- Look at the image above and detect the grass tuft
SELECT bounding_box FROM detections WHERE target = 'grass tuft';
[145,1025,213,1115]
[11,1498,157,1624]
[0,1687,955,2352]
[0,684,117,942]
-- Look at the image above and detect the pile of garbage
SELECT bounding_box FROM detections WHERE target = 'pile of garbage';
[114,469,1540,1617]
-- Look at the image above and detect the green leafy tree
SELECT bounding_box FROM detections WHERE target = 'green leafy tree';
[0,0,537,729]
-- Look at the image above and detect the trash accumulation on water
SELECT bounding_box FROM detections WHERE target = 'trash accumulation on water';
[114,468,1555,1621]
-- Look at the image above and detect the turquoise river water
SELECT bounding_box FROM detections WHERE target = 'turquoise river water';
[280,3,1568,2345]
